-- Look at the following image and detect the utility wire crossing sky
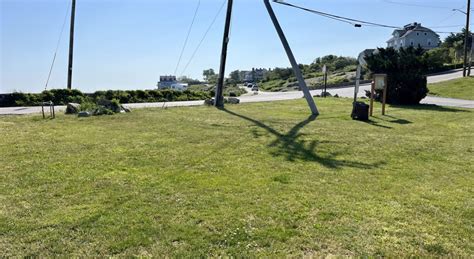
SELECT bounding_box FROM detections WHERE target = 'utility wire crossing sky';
[0,0,471,93]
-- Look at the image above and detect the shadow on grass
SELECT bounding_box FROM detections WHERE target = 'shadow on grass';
[360,119,393,129]
[372,115,413,125]
[221,108,382,170]
[391,104,470,113]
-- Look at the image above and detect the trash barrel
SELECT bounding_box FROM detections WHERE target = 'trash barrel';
[351,102,369,121]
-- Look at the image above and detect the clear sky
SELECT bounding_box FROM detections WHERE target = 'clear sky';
[1,0,470,93]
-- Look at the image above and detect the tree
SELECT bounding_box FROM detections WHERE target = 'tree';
[203,69,215,81]
[365,47,428,105]
[178,76,201,85]
[423,48,450,72]
[229,70,241,83]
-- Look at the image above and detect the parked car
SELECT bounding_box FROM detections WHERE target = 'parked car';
[247,83,254,88]
[251,85,259,91]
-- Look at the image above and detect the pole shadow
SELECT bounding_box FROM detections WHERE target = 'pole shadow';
[391,104,470,113]
[220,108,382,170]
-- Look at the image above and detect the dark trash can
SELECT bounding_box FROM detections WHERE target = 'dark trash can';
[351,102,369,121]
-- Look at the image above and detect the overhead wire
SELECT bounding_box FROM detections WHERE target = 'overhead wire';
[274,0,400,29]
[180,0,227,77]
[44,0,71,90]
[273,0,460,34]
[381,0,459,10]
[173,0,201,76]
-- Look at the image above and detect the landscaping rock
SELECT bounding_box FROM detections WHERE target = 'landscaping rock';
[227,97,240,104]
[204,98,215,106]
[66,103,80,114]
[78,111,91,117]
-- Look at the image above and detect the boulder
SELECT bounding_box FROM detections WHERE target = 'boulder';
[78,111,91,117]
[66,103,80,114]
[204,98,215,106]
[227,97,240,104]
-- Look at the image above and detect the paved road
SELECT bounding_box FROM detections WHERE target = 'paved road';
[1,70,472,115]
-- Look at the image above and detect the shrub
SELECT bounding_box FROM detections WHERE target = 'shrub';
[1,88,212,107]
[93,106,114,116]
[110,99,122,113]
[79,101,98,112]
[365,47,428,105]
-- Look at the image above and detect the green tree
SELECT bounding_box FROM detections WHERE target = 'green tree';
[203,69,216,81]
[229,70,241,83]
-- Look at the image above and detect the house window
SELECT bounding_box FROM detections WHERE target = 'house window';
[424,33,427,35]
[417,33,419,36]
[411,41,414,46]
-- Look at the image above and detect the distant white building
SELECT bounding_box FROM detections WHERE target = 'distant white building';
[387,23,440,50]
[242,68,268,82]
[158,76,188,91]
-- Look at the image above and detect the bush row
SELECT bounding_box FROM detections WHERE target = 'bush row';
[0,89,212,107]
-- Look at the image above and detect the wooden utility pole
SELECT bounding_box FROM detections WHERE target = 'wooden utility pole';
[463,0,471,77]
[67,0,76,90]
[469,32,473,76]
[264,0,319,116]
[214,0,233,108]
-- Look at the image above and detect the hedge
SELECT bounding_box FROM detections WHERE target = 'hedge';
[0,89,212,107]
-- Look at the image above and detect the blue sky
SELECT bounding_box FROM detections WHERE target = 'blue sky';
[1,0,470,93]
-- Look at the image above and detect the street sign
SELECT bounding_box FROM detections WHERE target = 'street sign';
[374,74,387,90]
[370,74,388,116]
[322,65,327,73]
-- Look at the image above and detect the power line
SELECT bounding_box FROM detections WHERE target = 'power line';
[44,1,71,90]
[274,0,459,34]
[180,0,226,77]
[274,0,400,29]
[381,0,458,10]
[430,24,473,28]
[173,0,200,76]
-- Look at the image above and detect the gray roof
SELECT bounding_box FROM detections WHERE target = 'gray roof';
[389,23,439,40]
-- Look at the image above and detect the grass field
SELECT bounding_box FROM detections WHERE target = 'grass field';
[429,77,474,100]
[1,98,473,256]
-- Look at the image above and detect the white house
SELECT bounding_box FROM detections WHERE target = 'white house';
[387,23,440,50]
[158,76,188,91]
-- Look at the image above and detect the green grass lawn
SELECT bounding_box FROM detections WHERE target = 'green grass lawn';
[429,77,474,100]
[1,98,473,256]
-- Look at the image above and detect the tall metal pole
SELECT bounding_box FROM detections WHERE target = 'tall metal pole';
[463,0,471,77]
[264,0,319,116]
[67,0,76,90]
[214,0,233,108]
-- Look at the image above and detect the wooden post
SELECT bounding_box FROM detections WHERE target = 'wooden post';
[41,104,45,119]
[369,81,375,116]
[382,77,388,115]
[51,102,56,118]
